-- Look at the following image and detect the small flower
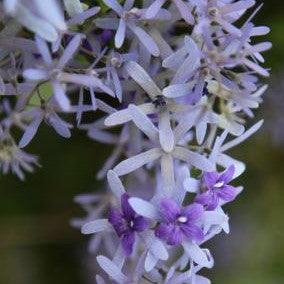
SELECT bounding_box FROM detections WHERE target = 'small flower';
[108,193,149,255]
[195,165,237,210]
[155,199,204,246]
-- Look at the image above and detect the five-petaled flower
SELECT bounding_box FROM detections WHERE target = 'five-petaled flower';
[155,198,204,246]
[195,165,237,210]
[108,193,149,255]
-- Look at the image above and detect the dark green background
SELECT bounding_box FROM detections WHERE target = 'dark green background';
[1,0,284,283]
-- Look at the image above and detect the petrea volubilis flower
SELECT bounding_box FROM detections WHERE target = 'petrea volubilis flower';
[0,0,271,282]
[155,199,204,245]
[195,165,237,210]
[108,193,149,255]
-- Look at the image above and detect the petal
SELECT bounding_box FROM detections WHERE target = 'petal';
[124,61,162,100]
[219,165,235,183]
[182,203,204,221]
[155,223,173,241]
[19,114,43,148]
[166,225,183,245]
[129,25,160,57]
[162,83,192,98]
[23,69,48,81]
[203,171,219,188]
[35,36,52,65]
[113,148,162,176]
[107,170,126,199]
[108,208,127,236]
[218,185,237,202]
[115,19,126,48]
[133,216,149,232]
[183,241,212,267]
[103,0,123,14]
[121,193,135,220]
[128,197,160,219]
[47,112,72,138]
[121,232,135,256]
[58,34,81,69]
[144,0,166,19]
[172,146,215,172]
[159,198,180,222]
[128,104,158,142]
[181,224,204,241]
[81,219,112,234]
[52,81,71,111]
[158,110,175,153]
[96,255,128,283]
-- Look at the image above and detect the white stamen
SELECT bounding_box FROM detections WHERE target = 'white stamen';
[178,216,188,223]
[214,181,224,188]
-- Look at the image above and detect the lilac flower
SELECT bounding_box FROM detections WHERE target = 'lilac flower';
[108,193,149,255]
[155,199,204,245]
[4,0,67,42]
[18,99,73,148]
[96,0,161,56]
[195,165,237,210]
[0,129,39,180]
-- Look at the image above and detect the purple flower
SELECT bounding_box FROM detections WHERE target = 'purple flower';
[155,199,204,246]
[108,193,148,255]
[195,165,237,210]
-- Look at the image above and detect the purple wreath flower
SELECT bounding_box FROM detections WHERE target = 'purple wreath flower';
[108,193,149,256]
[195,165,237,210]
[155,199,204,246]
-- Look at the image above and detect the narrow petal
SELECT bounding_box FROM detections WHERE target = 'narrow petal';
[124,61,162,100]
[115,19,126,48]
[128,197,160,219]
[219,165,235,183]
[128,104,159,142]
[183,242,212,267]
[107,170,126,199]
[144,0,166,19]
[129,25,160,57]
[52,81,71,111]
[23,69,48,81]
[96,256,128,284]
[103,0,123,14]
[19,114,43,148]
[158,110,175,153]
[113,148,162,176]
[81,219,112,234]
[35,36,52,65]
[173,146,214,172]
[58,34,82,69]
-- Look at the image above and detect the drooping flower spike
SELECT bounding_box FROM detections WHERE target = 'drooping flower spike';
[0,0,270,282]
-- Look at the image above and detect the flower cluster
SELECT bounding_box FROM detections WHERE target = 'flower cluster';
[0,0,270,283]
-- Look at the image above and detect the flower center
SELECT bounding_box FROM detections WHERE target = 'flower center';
[129,220,135,228]
[177,216,188,223]
[214,181,224,188]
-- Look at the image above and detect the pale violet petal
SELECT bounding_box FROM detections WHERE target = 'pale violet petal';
[128,104,159,142]
[158,111,175,153]
[124,61,162,100]
[183,242,212,268]
[107,170,126,199]
[96,256,128,284]
[81,219,112,234]
[129,197,160,219]
[113,148,162,176]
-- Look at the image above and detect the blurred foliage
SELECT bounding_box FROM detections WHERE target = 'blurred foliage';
[1,0,284,283]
